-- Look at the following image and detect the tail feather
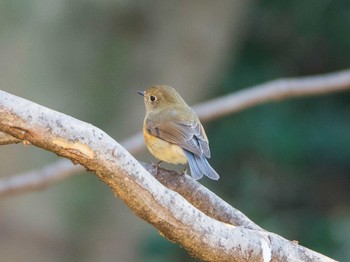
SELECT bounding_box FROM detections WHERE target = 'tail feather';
[184,151,220,180]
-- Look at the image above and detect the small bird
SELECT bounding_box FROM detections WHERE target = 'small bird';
[138,85,219,180]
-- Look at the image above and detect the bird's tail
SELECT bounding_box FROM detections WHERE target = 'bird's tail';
[184,151,220,180]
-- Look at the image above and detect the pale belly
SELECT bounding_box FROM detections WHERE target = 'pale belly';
[144,131,187,164]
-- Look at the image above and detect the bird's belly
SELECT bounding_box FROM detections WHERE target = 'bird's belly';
[144,131,187,164]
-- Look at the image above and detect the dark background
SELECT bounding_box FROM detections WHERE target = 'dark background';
[0,1,349,261]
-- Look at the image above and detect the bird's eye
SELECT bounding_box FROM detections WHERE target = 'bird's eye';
[150,95,157,102]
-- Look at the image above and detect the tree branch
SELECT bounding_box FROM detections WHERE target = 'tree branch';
[144,163,264,231]
[0,131,21,145]
[0,159,81,197]
[194,68,350,121]
[0,90,337,261]
[2,69,350,198]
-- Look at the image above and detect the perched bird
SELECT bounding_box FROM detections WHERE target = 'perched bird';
[138,85,219,180]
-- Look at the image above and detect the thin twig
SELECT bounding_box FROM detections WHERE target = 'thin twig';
[194,68,350,121]
[0,160,82,197]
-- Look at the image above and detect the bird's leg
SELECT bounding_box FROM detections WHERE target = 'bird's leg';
[152,160,163,174]
[181,165,188,175]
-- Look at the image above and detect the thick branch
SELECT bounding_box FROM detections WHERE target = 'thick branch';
[0,131,21,145]
[144,163,264,231]
[0,90,336,261]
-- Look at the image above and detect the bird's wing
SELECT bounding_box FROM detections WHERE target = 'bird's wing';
[145,119,211,158]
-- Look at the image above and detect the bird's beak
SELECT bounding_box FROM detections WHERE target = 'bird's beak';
[137,90,145,97]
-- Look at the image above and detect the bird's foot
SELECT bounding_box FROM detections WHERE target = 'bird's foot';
[152,160,163,174]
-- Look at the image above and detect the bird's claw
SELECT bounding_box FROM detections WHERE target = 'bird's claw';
[152,160,163,174]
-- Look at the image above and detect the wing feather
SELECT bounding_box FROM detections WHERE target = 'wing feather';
[145,119,210,158]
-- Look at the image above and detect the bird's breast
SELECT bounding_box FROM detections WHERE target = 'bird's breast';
[143,128,187,164]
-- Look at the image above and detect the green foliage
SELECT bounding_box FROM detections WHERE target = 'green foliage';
[206,1,350,261]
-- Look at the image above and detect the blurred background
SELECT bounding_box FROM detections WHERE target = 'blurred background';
[1,0,350,261]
